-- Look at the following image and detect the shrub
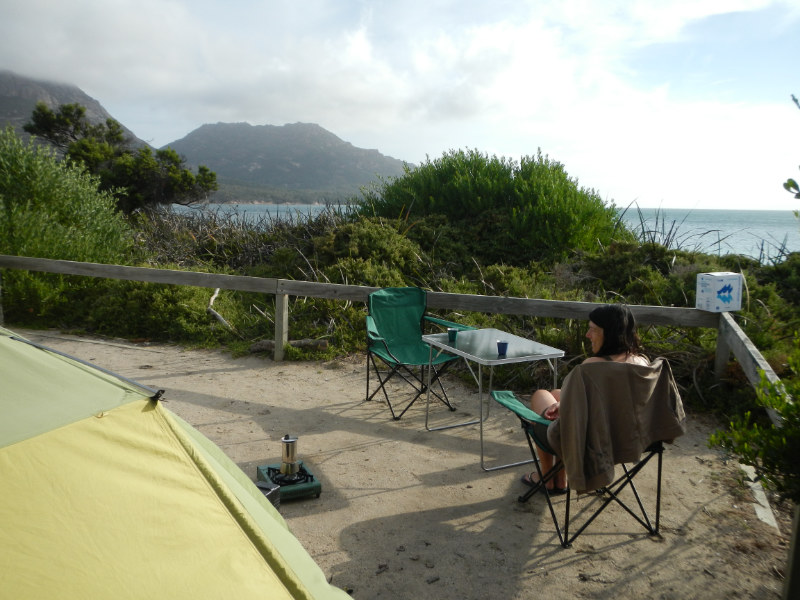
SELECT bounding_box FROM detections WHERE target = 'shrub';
[0,127,132,324]
[0,127,131,262]
[358,148,630,265]
[313,218,421,266]
[72,278,239,344]
[757,252,800,306]
[322,257,409,288]
[711,334,800,503]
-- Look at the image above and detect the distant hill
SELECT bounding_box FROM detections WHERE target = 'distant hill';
[0,70,145,146]
[0,70,410,205]
[165,122,409,203]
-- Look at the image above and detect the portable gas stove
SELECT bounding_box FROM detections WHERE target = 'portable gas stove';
[256,434,321,502]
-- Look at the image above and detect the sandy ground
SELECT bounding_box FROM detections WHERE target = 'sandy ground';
[13,328,794,599]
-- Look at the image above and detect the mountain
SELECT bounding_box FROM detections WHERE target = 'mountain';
[1,70,409,204]
[165,122,408,203]
[0,70,145,146]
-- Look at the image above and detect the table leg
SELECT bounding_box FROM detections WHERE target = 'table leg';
[424,350,484,432]
[480,364,535,472]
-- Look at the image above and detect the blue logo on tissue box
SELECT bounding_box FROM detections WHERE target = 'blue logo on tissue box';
[717,284,734,305]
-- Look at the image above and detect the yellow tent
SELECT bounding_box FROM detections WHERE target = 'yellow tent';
[0,327,350,599]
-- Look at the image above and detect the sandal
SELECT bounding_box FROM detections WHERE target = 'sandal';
[520,472,568,494]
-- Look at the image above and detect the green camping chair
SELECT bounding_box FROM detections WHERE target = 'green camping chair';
[492,359,685,548]
[366,287,472,420]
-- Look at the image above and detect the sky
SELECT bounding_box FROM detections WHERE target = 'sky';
[2,0,800,211]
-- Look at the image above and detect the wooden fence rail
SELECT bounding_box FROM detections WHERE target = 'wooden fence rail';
[0,254,771,388]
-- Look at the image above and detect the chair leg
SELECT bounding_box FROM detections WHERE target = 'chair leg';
[610,448,663,536]
[426,363,456,412]
[391,368,425,420]
[366,352,403,419]
[388,364,430,419]
[563,488,571,548]
[366,352,451,420]
[388,363,455,419]
[517,429,568,547]
[655,446,663,534]
[365,351,371,402]
[561,447,664,547]
[507,410,669,549]
[621,462,656,534]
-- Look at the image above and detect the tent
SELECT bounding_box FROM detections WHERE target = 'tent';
[0,326,350,599]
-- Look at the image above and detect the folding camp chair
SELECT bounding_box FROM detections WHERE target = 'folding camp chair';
[491,358,685,548]
[365,287,471,420]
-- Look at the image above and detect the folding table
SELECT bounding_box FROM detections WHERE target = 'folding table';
[422,328,564,471]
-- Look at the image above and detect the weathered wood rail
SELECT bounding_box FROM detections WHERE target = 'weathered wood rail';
[0,254,772,388]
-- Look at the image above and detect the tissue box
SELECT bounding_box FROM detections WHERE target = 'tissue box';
[696,272,742,312]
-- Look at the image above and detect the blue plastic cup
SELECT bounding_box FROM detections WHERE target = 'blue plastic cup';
[497,340,509,356]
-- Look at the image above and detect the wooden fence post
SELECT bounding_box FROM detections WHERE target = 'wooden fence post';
[274,292,289,361]
[714,313,731,381]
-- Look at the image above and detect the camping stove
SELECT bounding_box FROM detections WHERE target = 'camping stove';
[256,434,321,502]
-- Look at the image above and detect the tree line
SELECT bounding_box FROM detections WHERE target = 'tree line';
[23,102,217,213]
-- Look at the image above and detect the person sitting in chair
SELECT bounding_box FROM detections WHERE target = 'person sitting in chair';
[522,303,649,493]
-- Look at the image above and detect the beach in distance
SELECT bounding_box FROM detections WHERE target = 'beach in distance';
[176,203,800,260]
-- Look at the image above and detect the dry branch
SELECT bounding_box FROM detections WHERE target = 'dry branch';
[207,288,239,336]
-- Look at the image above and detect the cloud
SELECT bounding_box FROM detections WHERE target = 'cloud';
[2,0,798,209]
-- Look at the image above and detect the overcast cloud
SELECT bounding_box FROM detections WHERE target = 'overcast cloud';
[2,0,799,210]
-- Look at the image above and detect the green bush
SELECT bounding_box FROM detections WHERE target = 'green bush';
[711,334,800,502]
[322,257,409,288]
[757,252,800,306]
[358,148,630,265]
[0,127,132,323]
[4,133,798,468]
[0,127,131,261]
[76,279,237,343]
[395,214,470,273]
[313,218,421,267]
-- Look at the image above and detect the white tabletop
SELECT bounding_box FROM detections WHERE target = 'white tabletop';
[423,328,564,366]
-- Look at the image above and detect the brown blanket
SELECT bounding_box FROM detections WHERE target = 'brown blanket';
[547,358,686,493]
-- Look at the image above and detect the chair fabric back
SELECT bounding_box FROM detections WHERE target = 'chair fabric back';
[368,287,426,349]
[548,357,685,493]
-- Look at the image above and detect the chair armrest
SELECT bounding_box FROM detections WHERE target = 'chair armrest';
[423,315,475,331]
[491,390,551,427]
[365,315,384,342]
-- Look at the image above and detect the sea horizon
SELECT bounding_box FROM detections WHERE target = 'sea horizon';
[201,201,796,211]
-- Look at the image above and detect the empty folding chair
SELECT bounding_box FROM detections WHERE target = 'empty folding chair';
[365,287,472,420]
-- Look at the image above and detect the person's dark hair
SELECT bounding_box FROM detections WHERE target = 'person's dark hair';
[588,304,642,357]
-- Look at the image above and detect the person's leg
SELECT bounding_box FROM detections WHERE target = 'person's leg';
[551,455,567,490]
[530,389,556,414]
[528,389,567,490]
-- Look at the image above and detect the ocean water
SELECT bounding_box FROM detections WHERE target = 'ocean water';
[174,204,800,260]
[173,202,335,221]
[620,208,800,260]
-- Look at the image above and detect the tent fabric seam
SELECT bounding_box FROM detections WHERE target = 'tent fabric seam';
[153,405,313,600]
